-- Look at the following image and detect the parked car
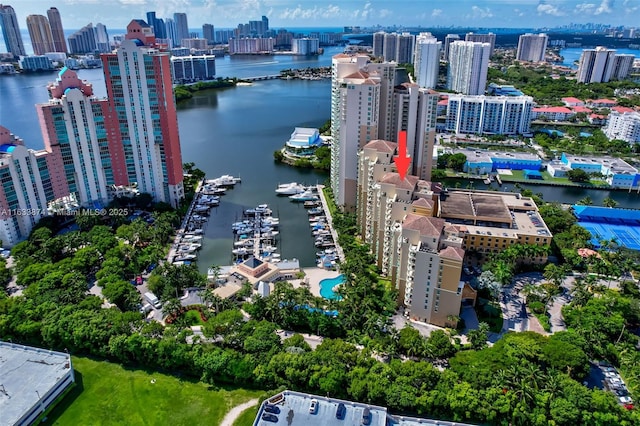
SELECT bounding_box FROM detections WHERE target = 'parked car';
[336,402,346,420]
[309,398,318,414]
[362,407,371,425]
[619,396,633,404]
[261,413,278,423]
[264,404,281,414]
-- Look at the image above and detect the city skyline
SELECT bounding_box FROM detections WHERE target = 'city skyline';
[3,0,639,31]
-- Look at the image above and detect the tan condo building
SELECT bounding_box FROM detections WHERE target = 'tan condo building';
[357,140,552,326]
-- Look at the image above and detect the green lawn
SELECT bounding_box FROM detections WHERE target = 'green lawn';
[233,405,260,426]
[45,357,262,426]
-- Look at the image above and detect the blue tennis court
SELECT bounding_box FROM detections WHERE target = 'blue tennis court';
[578,221,640,251]
[573,205,640,251]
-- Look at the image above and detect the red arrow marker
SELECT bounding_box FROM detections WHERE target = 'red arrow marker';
[394,130,411,180]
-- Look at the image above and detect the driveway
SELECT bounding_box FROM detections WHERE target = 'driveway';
[500,273,536,333]
[391,310,444,338]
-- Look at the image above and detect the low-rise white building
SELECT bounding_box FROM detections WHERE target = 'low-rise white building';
[604,111,640,144]
[0,341,75,426]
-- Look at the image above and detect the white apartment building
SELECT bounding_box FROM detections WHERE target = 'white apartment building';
[228,37,275,54]
[443,34,460,62]
[447,41,490,95]
[292,38,319,55]
[610,54,634,80]
[395,32,415,64]
[446,95,534,135]
[331,53,439,211]
[391,83,438,179]
[374,32,415,63]
[372,31,385,57]
[604,111,640,144]
[413,32,441,89]
[171,55,216,83]
[330,54,382,211]
[577,46,616,83]
[516,33,548,62]
[465,32,495,56]
[0,128,52,246]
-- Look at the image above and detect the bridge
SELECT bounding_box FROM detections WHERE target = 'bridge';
[242,75,281,81]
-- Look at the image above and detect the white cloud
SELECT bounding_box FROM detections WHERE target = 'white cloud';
[279,4,343,21]
[379,9,392,18]
[471,5,493,19]
[537,3,565,16]
[62,0,102,4]
[594,0,613,14]
[119,0,147,4]
[432,9,442,17]
[514,8,525,17]
[623,0,639,12]
[575,0,614,15]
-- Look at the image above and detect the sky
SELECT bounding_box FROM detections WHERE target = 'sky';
[3,0,639,30]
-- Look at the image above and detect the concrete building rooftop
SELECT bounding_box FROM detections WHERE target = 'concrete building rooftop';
[439,190,551,237]
[254,390,475,426]
[454,148,540,162]
[0,342,72,426]
[440,191,512,223]
[564,154,638,174]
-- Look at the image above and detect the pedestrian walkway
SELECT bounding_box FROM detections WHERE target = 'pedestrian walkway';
[220,399,259,426]
[316,184,345,263]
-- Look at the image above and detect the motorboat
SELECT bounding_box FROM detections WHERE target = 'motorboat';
[182,234,203,241]
[201,185,226,195]
[315,240,335,248]
[174,254,197,261]
[261,217,280,227]
[275,182,306,195]
[289,190,318,202]
[234,239,254,247]
[307,207,323,215]
[232,247,251,255]
[245,204,272,216]
[304,200,320,208]
[208,175,241,187]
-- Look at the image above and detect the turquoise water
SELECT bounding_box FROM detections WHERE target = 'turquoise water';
[319,274,345,300]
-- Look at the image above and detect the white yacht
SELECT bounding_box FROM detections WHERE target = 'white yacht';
[275,182,306,195]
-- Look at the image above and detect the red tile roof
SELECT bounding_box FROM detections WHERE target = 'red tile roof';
[562,97,583,104]
[588,98,616,104]
[380,172,419,190]
[344,70,370,79]
[364,139,397,153]
[533,106,573,113]
[570,106,592,113]
[402,214,445,238]
[439,246,465,261]
[412,198,433,208]
[612,106,634,113]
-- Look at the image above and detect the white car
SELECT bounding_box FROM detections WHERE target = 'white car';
[309,399,318,414]
[619,396,633,404]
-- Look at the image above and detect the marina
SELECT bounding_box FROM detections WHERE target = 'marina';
[166,174,242,265]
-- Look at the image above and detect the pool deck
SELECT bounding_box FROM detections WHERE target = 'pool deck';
[289,267,342,298]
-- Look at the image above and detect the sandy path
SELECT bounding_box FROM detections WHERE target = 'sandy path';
[220,398,259,426]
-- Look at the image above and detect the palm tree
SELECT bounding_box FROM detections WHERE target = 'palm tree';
[602,197,618,208]
[162,297,182,319]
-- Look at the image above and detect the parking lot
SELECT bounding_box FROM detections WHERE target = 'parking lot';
[586,361,634,408]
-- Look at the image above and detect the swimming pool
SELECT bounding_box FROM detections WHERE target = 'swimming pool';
[319,274,345,300]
